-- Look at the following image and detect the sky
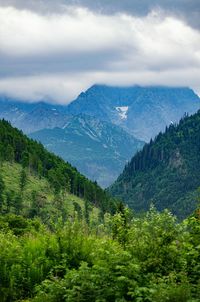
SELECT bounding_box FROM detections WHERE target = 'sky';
[0,0,200,103]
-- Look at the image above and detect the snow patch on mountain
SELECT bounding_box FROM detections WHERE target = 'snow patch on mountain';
[115,106,129,120]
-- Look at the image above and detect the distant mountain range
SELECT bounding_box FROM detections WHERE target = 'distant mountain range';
[109,110,200,219]
[0,85,199,187]
[67,85,200,141]
[29,114,144,187]
[0,96,69,133]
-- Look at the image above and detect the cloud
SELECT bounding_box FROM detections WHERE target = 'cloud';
[72,0,200,30]
[0,4,199,103]
[0,0,200,29]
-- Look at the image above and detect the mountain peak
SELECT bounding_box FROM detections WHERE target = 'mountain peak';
[67,85,200,141]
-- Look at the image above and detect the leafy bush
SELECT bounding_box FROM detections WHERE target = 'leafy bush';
[0,206,199,302]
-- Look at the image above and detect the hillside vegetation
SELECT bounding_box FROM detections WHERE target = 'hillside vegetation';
[0,119,199,302]
[0,119,116,215]
[0,161,99,224]
[109,111,200,219]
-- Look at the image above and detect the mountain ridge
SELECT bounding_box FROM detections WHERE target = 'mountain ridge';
[0,95,70,133]
[67,85,200,141]
[1,85,199,141]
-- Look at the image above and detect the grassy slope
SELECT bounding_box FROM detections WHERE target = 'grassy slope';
[1,161,99,221]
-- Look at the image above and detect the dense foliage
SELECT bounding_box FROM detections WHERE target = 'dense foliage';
[0,206,199,301]
[0,119,116,214]
[109,111,200,219]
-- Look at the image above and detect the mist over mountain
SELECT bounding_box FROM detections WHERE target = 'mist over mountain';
[1,85,199,142]
[0,84,199,187]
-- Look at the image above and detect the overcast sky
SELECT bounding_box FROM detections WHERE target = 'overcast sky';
[0,0,200,103]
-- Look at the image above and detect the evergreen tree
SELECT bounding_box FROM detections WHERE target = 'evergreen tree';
[0,174,5,212]
[5,145,14,162]
[20,168,27,193]
[84,199,90,224]
[5,190,15,214]
[14,194,23,215]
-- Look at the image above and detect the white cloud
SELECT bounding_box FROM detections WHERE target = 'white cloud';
[0,74,92,103]
[0,6,124,57]
[0,5,199,102]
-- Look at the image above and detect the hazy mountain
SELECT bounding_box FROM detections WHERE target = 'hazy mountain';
[0,95,69,133]
[109,110,200,219]
[30,114,144,187]
[67,85,200,141]
[1,85,199,141]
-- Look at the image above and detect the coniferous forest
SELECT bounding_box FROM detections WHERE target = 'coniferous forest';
[0,119,199,301]
[109,111,200,219]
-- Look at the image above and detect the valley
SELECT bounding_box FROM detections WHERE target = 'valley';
[1,85,199,187]
[1,1,200,300]
[29,114,144,187]
[0,89,200,301]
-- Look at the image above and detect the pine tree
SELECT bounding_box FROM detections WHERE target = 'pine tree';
[0,174,5,213]
[20,168,27,193]
[14,194,23,215]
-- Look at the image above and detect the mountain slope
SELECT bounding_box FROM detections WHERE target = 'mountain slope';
[0,161,94,222]
[0,96,69,133]
[0,119,116,214]
[67,85,200,141]
[109,111,200,219]
[15,103,70,134]
[29,115,144,187]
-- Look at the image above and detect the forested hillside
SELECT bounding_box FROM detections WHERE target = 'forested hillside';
[0,119,116,214]
[109,111,200,219]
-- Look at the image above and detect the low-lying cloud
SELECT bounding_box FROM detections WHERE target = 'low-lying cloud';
[0,3,199,103]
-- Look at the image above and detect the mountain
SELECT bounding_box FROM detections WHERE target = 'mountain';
[109,110,200,219]
[1,86,199,188]
[0,119,116,214]
[0,95,144,186]
[29,114,144,187]
[67,85,200,141]
[15,103,70,134]
[0,95,69,133]
[1,86,200,141]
